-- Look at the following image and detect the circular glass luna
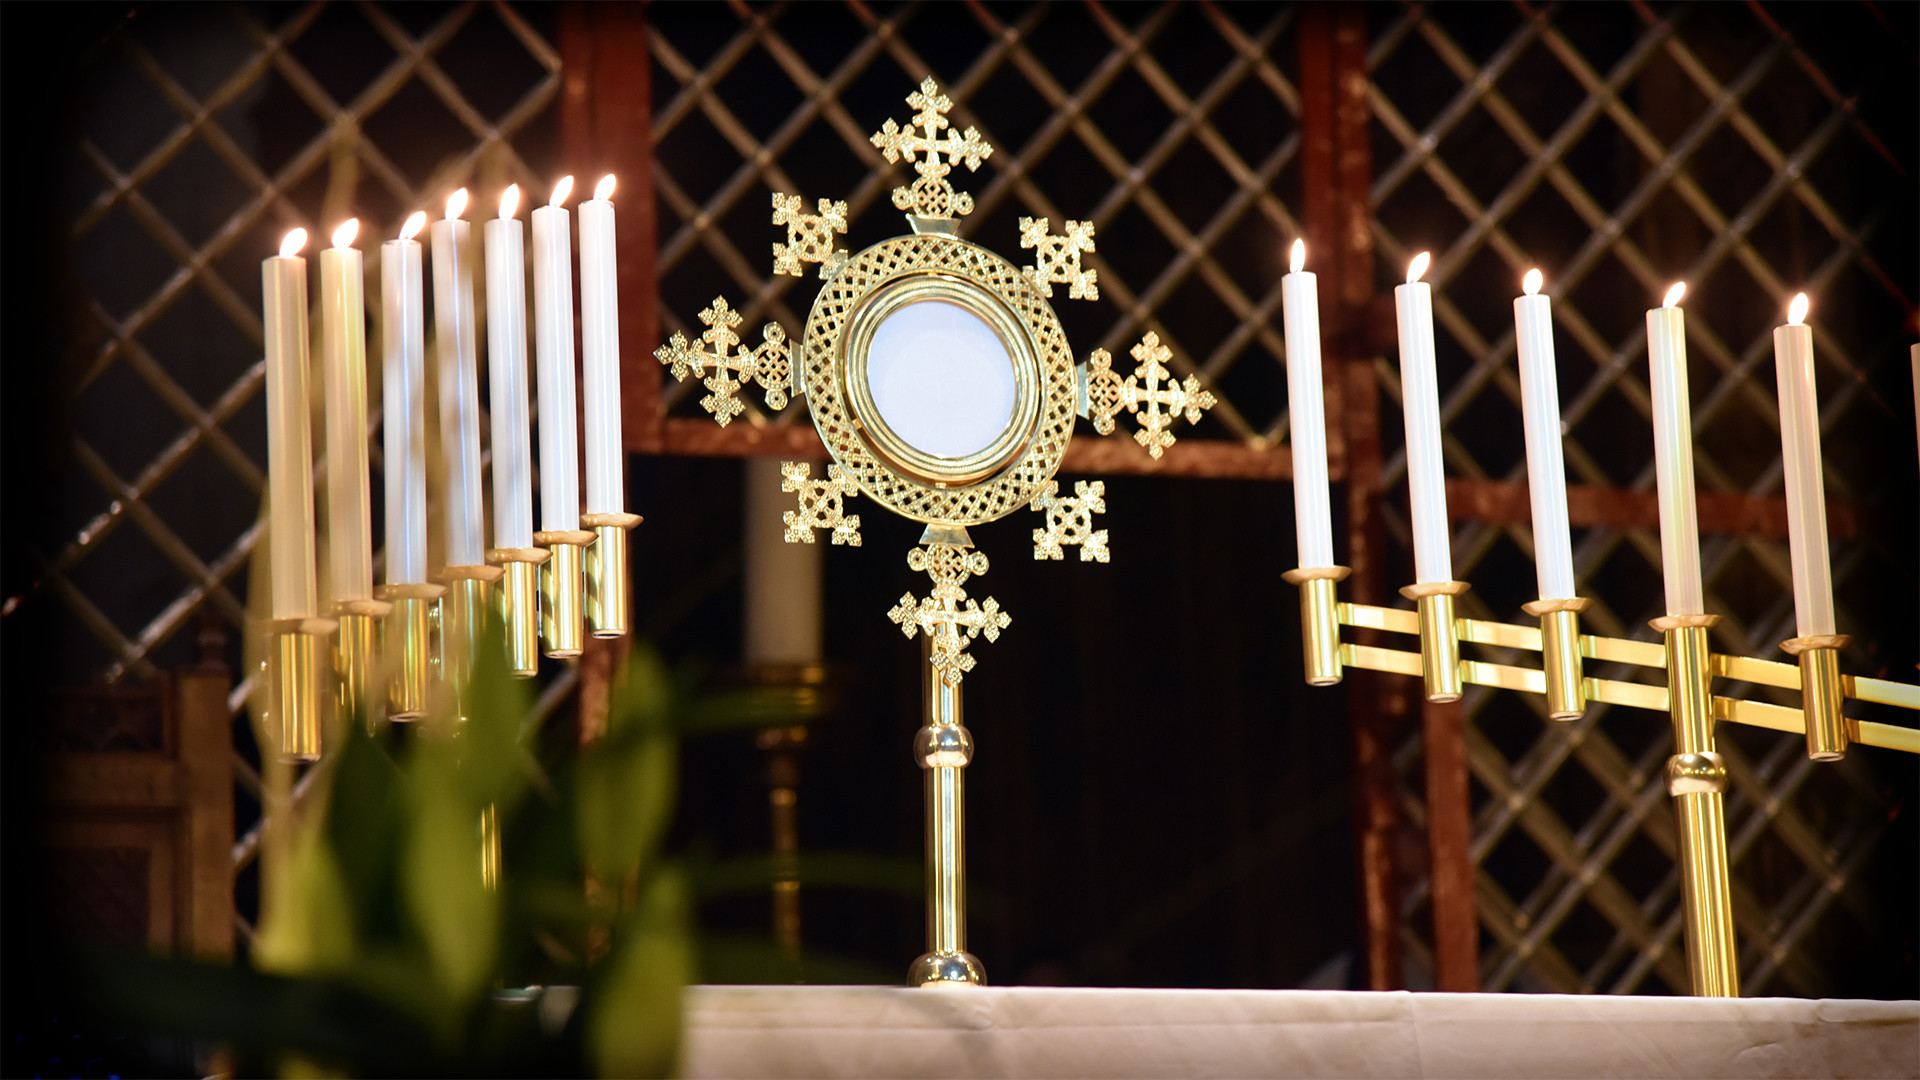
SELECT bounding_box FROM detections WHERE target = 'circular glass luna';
[864,299,1016,459]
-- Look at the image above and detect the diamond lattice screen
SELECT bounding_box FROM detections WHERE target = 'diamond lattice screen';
[1362,4,1917,995]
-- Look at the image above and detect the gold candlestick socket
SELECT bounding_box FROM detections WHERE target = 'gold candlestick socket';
[1402,581,1468,703]
[435,565,505,693]
[1524,597,1592,721]
[376,583,445,720]
[1284,566,1350,687]
[582,511,643,639]
[1782,634,1852,761]
[535,530,595,659]
[266,616,337,763]
[332,599,392,725]
[488,548,552,679]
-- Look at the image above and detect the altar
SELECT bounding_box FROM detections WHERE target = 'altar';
[681,986,1919,1079]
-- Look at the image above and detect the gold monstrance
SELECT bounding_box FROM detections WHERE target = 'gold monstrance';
[658,78,1213,986]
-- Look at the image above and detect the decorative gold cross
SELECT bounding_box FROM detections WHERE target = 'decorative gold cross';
[887,542,1010,685]
[870,77,993,220]
[1031,480,1109,562]
[1019,217,1098,300]
[772,192,848,279]
[781,461,862,545]
[654,296,791,425]
[1085,332,1216,459]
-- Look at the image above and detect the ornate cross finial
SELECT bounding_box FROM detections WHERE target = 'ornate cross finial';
[1084,332,1216,459]
[1031,480,1109,562]
[1019,217,1098,300]
[781,461,861,545]
[888,541,1009,685]
[870,77,993,220]
[654,297,792,426]
[772,192,848,279]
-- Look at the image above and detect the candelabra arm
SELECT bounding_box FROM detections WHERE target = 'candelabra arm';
[333,598,392,725]
[1402,582,1468,703]
[535,530,595,659]
[1782,634,1851,761]
[582,511,643,639]
[1283,567,1349,687]
[1652,613,1740,998]
[435,565,505,698]
[376,583,445,720]
[1524,597,1592,721]
[488,548,552,679]
[266,616,337,762]
[908,634,985,988]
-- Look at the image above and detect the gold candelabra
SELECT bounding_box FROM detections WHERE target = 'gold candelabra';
[1288,569,1918,996]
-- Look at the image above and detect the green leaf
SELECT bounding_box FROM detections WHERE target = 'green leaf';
[253,809,357,978]
[401,752,500,1025]
[589,866,692,1079]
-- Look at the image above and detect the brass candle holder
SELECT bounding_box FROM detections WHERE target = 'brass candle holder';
[582,511,643,638]
[535,529,594,658]
[332,598,391,723]
[488,546,551,678]
[375,582,444,720]
[1288,569,1920,996]
[265,615,337,762]
[435,564,504,694]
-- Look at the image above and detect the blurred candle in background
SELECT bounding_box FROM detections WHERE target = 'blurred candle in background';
[1773,293,1835,637]
[382,212,429,586]
[264,228,319,620]
[1281,239,1334,569]
[1514,269,1576,601]
[485,185,535,552]
[1646,283,1704,616]
[580,174,625,518]
[1394,252,1452,585]
[320,218,373,606]
[432,188,485,568]
[533,176,581,534]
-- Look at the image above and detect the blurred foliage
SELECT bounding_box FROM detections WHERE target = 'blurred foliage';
[90,621,823,1078]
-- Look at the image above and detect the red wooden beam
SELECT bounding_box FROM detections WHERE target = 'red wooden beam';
[1445,478,1864,541]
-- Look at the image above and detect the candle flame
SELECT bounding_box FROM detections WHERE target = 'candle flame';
[446,188,469,220]
[500,184,521,220]
[595,174,616,201]
[331,219,359,249]
[1406,252,1430,284]
[279,228,307,258]
[1788,293,1809,326]
[1289,239,1306,275]
[399,211,427,241]
[1663,282,1686,308]
[1523,268,1542,296]
[550,175,574,207]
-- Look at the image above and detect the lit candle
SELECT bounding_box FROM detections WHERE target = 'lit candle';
[431,188,485,568]
[320,219,372,605]
[579,174,624,518]
[1514,269,1575,600]
[485,185,534,551]
[1281,240,1334,568]
[1647,283,1704,616]
[1395,252,1452,585]
[533,176,581,534]
[382,212,429,585]
[264,229,318,621]
[1774,294,1834,637]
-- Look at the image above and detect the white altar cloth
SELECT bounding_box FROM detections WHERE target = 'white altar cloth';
[681,985,1919,1079]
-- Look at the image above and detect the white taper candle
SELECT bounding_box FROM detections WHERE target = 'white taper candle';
[320,219,373,605]
[431,188,485,568]
[533,176,581,533]
[1647,283,1704,616]
[1514,269,1576,600]
[381,213,428,585]
[1281,240,1335,568]
[580,174,624,516]
[264,229,318,620]
[485,186,535,551]
[1774,294,1835,637]
[1394,252,1452,584]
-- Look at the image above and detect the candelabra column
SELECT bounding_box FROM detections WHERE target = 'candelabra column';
[909,636,984,988]
[1655,613,1739,997]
